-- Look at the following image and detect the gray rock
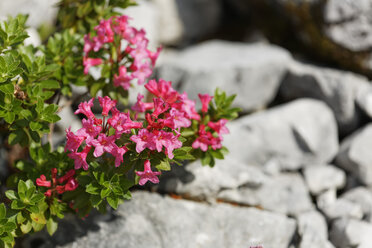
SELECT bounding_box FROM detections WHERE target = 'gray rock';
[218,172,314,216]
[356,83,372,119]
[157,40,292,112]
[317,189,337,210]
[324,0,372,52]
[303,165,346,195]
[319,198,363,221]
[330,218,372,248]
[224,99,339,169]
[0,0,59,28]
[297,211,335,248]
[341,187,372,222]
[336,124,372,186]
[119,0,160,49]
[57,192,296,248]
[279,61,371,134]
[158,156,268,200]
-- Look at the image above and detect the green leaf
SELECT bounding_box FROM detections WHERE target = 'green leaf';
[107,196,119,209]
[30,193,44,204]
[0,83,14,94]
[39,80,60,89]
[100,188,110,198]
[30,121,42,131]
[31,212,46,224]
[210,149,224,160]
[20,221,32,234]
[46,217,58,236]
[5,190,17,200]
[155,159,170,171]
[86,183,100,195]
[11,200,25,210]
[0,204,6,219]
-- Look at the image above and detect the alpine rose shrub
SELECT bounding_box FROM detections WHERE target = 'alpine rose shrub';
[0,9,239,247]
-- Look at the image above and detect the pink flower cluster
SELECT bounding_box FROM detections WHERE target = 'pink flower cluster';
[36,168,78,197]
[191,94,229,152]
[131,79,201,159]
[66,96,142,170]
[83,15,161,90]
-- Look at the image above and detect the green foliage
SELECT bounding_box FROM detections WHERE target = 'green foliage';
[57,0,136,33]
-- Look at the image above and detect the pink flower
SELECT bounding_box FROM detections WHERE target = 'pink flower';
[208,119,229,135]
[136,160,161,186]
[147,47,162,66]
[65,178,79,191]
[198,93,213,113]
[131,61,152,85]
[74,98,95,119]
[65,127,85,152]
[145,79,178,104]
[130,129,156,153]
[90,133,117,157]
[83,34,94,53]
[108,111,143,134]
[162,131,182,159]
[95,18,114,45]
[83,57,103,74]
[36,175,51,187]
[76,119,102,145]
[110,145,128,167]
[174,93,200,120]
[164,108,191,129]
[132,93,154,113]
[152,98,169,118]
[68,146,91,170]
[98,96,117,116]
[58,170,76,184]
[113,66,132,90]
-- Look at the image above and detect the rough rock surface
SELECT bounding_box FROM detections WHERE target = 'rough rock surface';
[157,156,268,200]
[336,124,372,186]
[279,61,370,135]
[297,211,335,248]
[324,0,372,52]
[303,165,346,195]
[330,218,372,248]
[224,99,338,169]
[157,40,292,112]
[49,192,296,248]
[218,172,314,216]
[340,187,372,222]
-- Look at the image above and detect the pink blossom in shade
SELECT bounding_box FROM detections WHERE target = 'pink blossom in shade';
[95,18,114,44]
[161,132,182,159]
[83,57,103,74]
[110,145,128,167]
[151,98,169,118]
[136,160,161,186]
[112,15,131,37]
[174,93,200,120]
[65,127,85,152]
[83,34,94,53]
[147,47,162,66]
[90,133,117,157]
[64,178,79,191]
[92,36,104,52]
[74,98,95,119]
[131,61,152,85]
[192,135,210,152]
[208,119,229,135]
[36,175,51,187]
[130,41,149,62]
[113,66,132,91]
[68,146,91,170]
[98,96,117,116]
[198,93,213,113]
[164,108,191,129]
[108,112,143,134]
[130,128,156,153]
[76,119,102,145]
[44,190,52,197]
[58,170,75,184]
[132,93,154,113]
[145,79,179,104]
[130,28,147,45]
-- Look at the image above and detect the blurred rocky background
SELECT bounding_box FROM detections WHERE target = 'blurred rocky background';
[3,0,372,247]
